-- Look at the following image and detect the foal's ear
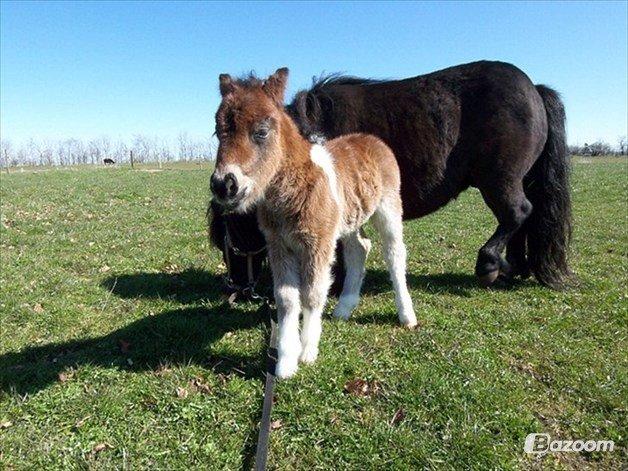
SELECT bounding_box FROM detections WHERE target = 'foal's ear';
[219,73,236,96]
[263,67,289,104]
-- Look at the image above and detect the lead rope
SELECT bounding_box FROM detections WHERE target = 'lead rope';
[222,225,276,470]
[254,306,277,471]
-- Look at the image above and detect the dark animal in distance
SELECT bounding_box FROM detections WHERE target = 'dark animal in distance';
[209,60,573,292]
[103,158,115,165]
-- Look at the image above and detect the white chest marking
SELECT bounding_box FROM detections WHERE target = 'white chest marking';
[310,144,339,204]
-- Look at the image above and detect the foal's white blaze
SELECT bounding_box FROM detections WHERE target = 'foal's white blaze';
[310,144,339,203]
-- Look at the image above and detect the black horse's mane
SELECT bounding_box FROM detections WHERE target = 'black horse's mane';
[307,73,382,92]
[287,74,382,139]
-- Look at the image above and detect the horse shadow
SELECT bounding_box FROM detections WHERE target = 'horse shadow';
[363,269,480,297]
[364,268,531,297]
[101,268,228,304]
[0,270,268,396]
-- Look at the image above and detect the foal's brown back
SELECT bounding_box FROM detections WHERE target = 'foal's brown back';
[327,133,400,227]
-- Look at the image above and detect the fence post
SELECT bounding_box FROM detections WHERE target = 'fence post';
[130,150,135,169]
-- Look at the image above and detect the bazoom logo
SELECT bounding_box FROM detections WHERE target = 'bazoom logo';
[524,433,615,454]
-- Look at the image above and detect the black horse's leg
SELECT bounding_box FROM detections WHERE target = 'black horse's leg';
[330,241,345,297]
[505,227,531,280]
[476,185,533,286]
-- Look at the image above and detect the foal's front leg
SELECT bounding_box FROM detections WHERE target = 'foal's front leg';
[268,243,302,379]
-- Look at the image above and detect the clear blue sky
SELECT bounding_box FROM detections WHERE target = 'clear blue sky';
[1,1,627,147]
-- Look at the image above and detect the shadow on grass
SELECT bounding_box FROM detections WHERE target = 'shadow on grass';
[105,265,518,304]
[0,270,269,396]
[1,267,527,395]
[105,267,507,303]
[364,269,530,298]
[101,268,228,304]
[364,269,478,297]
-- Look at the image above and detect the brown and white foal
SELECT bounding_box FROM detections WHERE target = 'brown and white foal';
[211,68,416,378]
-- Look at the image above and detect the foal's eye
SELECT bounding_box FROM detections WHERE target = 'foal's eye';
[253,128,270,142]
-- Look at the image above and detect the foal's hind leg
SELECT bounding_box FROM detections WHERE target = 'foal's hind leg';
[299,243,335,364]
[371,196,417,328]
[333,230,371,320]
[476,184,533,286]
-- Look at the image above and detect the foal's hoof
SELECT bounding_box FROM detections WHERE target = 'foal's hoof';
[478,269,500,287]
[299,345,319,364]
[275,358,298,379]
[402,320,418,330]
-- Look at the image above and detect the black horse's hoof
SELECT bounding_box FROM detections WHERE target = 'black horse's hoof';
[475,252,500,287]
[478,269,500,287]
[503,258,531,281]
[515,265,531,280]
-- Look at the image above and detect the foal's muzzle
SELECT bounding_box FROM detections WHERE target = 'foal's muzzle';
[211,172,239,202]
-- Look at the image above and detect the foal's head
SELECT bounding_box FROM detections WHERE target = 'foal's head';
[211,67,297,213]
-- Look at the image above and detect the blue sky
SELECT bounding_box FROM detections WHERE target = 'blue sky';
[1,1,627,147]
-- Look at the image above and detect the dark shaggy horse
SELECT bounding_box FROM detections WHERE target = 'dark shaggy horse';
[209,61,572,293]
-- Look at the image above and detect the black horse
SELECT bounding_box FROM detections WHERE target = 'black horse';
[209,61,572,293]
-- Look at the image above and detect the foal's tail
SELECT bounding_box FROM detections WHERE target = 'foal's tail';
[524,85,573,289]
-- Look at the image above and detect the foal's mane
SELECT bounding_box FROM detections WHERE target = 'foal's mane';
[227,72,265,90]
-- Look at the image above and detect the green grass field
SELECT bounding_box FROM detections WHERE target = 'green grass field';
[1,158,626,470]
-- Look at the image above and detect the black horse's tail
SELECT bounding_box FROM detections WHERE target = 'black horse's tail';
[524,85,573,288]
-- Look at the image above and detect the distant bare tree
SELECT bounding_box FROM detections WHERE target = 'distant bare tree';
[25,139,39,166]
[619,136,627,156]
[99,136,112,159]
[132,134,155,163]
[38,140,55,166]
[585,140,613,157]
[88,139,102,165]
[178,132,192,161]
[155,137,173,163]
[113,140,129,163]
[16,146,29,166]
[1,139,14,169]
[69,139,88,165]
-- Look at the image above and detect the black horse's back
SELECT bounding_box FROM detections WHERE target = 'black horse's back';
[289,61,546,217]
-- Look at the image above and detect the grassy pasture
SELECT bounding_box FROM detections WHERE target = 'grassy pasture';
[0,158,626,470]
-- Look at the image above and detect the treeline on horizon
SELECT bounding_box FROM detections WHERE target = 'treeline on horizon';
[0,133,216,168]
[569,137,627,157]
[0,134,626,168]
